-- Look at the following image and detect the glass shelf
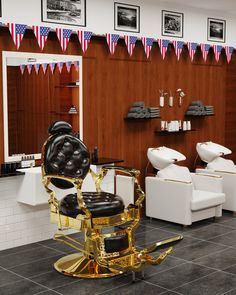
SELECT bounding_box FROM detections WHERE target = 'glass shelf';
[155,129,196,134]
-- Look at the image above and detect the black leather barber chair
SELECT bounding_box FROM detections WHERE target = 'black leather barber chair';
[41,121,182,279]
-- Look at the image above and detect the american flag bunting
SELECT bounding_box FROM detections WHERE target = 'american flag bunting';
[225,46,234,63]
[73,60,79,71]
[105,33,120,54]
[49,62,56,73]
[20,65,26,75]
[187,42,198,61]
[124,35,137,56]
[78,31,93,53]
[158,39,170,59]
[141,37,154,59]
[41,63,48,74]
[32,25,51,50]
[66,61,72,72]
[200,44,211,61]
[8,23,27,49]
[57,62,64,73]
[173,40,184,60]
[27,64,33,74]
[56,28,72,51]
[213,45,222,62]
[34,64,40,75]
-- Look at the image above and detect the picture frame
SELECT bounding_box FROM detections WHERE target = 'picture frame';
[207,18,226,43]
[41,0,86,27]
[0,0,2,17]
[114,2,140,33]
[162,10,184,38]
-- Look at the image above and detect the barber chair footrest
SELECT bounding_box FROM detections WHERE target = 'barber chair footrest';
[54,253,123,278]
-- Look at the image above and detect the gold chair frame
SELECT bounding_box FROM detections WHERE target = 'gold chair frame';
[42,146,183,279]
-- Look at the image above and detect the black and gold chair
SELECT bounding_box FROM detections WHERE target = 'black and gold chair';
[41,121,183,279]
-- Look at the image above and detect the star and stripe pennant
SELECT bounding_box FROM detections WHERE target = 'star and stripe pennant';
[19,65,26,75]
[124,35,138,56]
[56,28,72,51]
[173,40,184,60]
[34,64,41,75]
[187,42,198,61]
[73,60,79,71]
[32,25,51,50]
[200,43,211,61]
[8,23,27,49]
[158,39,170,59]
[78,30,93,53]
[141,37,154,59]
[213,45,223,62]
[105,33,120,54]
[225,46,234,63]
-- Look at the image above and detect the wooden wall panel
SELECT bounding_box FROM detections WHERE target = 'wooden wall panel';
[0,30,234,187]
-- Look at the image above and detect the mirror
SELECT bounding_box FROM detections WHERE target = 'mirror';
[2,51,83,162]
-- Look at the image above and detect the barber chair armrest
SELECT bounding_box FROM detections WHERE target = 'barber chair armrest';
[190,172,223,193]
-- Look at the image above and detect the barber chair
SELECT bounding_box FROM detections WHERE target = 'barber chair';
[196,141,236,213]
[41,121,183,279]
[146,146,225,226]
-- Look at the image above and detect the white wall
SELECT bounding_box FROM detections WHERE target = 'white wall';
[1,0,236,46]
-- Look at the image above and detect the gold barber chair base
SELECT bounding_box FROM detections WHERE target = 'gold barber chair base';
[54,253,123,278]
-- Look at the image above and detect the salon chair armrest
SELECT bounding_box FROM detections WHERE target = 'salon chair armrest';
[190,172,223,193]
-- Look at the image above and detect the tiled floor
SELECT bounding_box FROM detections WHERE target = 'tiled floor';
[0,211,235,295]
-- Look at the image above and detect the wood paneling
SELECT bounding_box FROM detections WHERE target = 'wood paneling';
[0,30,235,187]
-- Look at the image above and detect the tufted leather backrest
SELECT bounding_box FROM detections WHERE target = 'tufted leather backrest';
[43,121,90,189]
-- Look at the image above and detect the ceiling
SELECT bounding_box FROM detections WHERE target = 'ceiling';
[159,0,236,15]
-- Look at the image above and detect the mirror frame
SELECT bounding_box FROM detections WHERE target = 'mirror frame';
[2,51,83,162]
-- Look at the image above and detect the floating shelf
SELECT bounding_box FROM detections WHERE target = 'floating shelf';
[55,84,80,88]
[185,114,214,117]
[155,129,196,134]
[124,117,160,120]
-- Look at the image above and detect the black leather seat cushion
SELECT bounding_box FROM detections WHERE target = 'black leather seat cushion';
[59,192,124,218]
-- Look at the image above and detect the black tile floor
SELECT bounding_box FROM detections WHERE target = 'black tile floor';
[0,211,235,295]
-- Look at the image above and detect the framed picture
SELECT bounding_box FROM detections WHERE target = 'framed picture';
[114,2,140,33]
[162,10,184,38]
[0,0,2,17]
[41,0,86,27]
[207,18,226,43]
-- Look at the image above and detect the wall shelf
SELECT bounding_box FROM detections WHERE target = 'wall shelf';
[155,129,196,134]
[55,84,80,88]
[124,117,160,121]
[185,114,214,117]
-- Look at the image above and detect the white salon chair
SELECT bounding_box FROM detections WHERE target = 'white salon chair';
[196,142,236,213]
[145,147,225,226]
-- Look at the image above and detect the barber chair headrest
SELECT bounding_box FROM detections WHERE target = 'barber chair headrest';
[196,141,232,163]
[147,146,186,170]
[43,121,90,189]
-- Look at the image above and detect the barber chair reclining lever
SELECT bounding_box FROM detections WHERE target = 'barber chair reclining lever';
[41,121,183,279]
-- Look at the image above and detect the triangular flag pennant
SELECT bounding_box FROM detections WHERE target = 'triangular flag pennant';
[32,25,51,50]
[213,45,222,62]
[19,65,26,75]
[77,30,93,53]
[141,37,154,59]
[105,33,120,54]
[41,63,48,74]
[34,64,40,75]
[73,60,79,71]
[158,39,169,59]
[57,62,64,73]
[56,28,72,51]
[173,40,185,60]
[187,42,198,61]
[8,23,27,49]
[124,35,138,56]
[200,43,211,61]
[66,61,72,72]
[27,64,33,74]
[49,62,56,73]
[225,46,234,63]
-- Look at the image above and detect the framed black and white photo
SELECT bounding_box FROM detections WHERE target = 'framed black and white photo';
[114,2,140,33]
[0,0,2,17]
[207,18,226,43]
[162,10,184,38]
[41,0,86,27]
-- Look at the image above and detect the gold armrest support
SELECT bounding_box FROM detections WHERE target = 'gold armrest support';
[163,179,192,184]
